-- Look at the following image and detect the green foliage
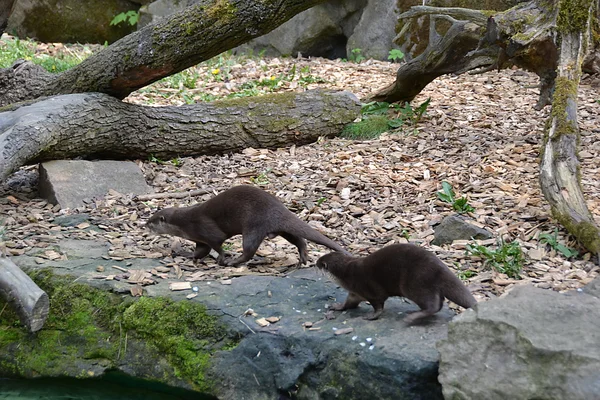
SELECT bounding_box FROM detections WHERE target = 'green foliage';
[148,154,164,164]
[341,115,390,139]
[349,48,365,63]
[456,269,477,280]
[388,49,405,62]
[251,170,271,185]
[110,10,139,27]
[466,240,524,279]
[361,101,393,116]
[316,197,327,206]
[437,181,475,214]
[539,229,579,259]
[0,36,85,72]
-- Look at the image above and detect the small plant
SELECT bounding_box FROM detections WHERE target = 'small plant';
[456,269,477,280]
[349,48,365,63]
[341,115,390,139]
[251,170,271,185]
[388,49,405,62]
[169,157,183,167]
[466,240,524,279]
[437,181,475,214]
[316,197,327,206]
[397,98,430,128]
[539,229,579,259]
[110,10,139,27]
[0,36,85,72]
[148,155,164,164]
[361,101,394,116]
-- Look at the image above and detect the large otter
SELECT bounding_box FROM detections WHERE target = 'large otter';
[316,244,476,323]
[146,185,349,266]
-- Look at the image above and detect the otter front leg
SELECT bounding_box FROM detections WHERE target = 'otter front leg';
[331,292,364,311]
[193,243,212,260]
[364,300,385,320]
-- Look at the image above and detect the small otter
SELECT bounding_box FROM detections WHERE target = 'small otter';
[146,185,349,266]
[316,244,476,323]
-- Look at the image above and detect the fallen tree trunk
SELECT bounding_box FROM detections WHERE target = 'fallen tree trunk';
[0,255,49,333]
[0,90,360,181]
[0,0,329,105]
[539,0,600,258]
[372,2,599,110]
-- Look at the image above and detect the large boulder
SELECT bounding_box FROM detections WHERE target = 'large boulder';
[6,0,149,44]
[346,0,401,61]
[3,235,459,399]
[438,285,600,399]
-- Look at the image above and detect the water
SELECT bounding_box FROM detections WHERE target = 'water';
[0,372,216,400]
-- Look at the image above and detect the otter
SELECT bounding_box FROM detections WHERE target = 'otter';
[146,185,349,266]
[316,244,476,323]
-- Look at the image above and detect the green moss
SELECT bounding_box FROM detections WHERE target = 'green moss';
[341,115,389,140]
[0,269,236,392]
[551,213,600,254]
[557,0,593,33]
[205,0,237,21]
[121,297,228,392]
[212,90,297,108]
[550,77,578,136]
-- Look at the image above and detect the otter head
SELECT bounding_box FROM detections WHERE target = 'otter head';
[316,252,350,274]
[146,208,177,235]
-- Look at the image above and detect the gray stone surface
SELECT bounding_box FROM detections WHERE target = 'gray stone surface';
[438,285,600,400]
[7,0,139,44]
[582,274,600,298]
[347,0,401,60]
[13,236,455,399]
[38,160,152,210]
[432,214,493,245]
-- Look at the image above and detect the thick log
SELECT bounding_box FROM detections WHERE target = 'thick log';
[0,0,329,106]
[0,255,49,333]
[0,90,360,181]
[539,0,600,258]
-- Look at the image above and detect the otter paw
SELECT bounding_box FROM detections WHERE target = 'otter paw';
[329,303,345,311]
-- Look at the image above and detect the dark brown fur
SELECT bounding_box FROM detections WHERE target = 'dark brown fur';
[316,244,476,323]
[146,185,348,266]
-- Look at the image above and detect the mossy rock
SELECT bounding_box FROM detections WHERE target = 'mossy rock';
[0,269,237,393]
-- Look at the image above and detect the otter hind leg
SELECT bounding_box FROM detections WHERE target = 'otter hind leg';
[403,292,443,324]
[193,243,212,260]
[227,232,266,266]
[279,232,308,264]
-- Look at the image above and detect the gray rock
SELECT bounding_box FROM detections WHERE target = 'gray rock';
[7,0,140,44]
[438,285,600,400]
[10,236,458,399]
[583,275,600,298]
[235,0,367,59]
[52,213,90,227]
[432,215,492,245]
[38,160,152,209]
[347,0,401,60]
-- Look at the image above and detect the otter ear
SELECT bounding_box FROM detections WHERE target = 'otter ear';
[160,215,166,222]
[322,261,328,270]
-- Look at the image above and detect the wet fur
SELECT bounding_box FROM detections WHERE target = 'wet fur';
[317,244,476,323]
[146,185,348,266]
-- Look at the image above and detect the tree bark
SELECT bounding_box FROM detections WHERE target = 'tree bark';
[0,90,360,181]
[0,0,329,106]
[539,0,600,258]
[371,2,598,110]
[0,255,49,333]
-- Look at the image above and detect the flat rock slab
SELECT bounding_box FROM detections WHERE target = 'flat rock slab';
[39,160,152,209]
[438,285,600,400]
[12,237,455,400]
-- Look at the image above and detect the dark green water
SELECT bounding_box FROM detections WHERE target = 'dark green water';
[0,373,216,400]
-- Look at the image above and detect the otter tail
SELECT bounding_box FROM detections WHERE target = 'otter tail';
[441,268,477,309]
[292,220,350,255]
